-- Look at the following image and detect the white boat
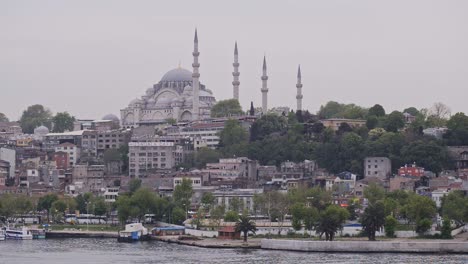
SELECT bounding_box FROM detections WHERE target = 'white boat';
[118,223,150,242]
[5,227,33,240]
[0,230,5,241]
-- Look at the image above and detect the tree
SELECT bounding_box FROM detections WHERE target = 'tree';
[441,191,468,226]
[445,112,468,146]
[364,183,385,205]
[130,188,159,222]
[303,207,319,236]
[235,214,257,242]
[429,102,451,120]
[316,205,349,241]
[218,119,248,157]
[224,210,239,222]
[368,104,386,117]
[201,192,215,210]
[291,203,305,231]
[128,178,142,194]
[52,112,75,132]
[250,114,288,141]
[172,207,186,225]
[360,201,385,241]
[115,195,134,225]
[19,104,52,133]
[403,107,420,116]
[210,99,244,118]
[91,197,107,217]
[210,206,225,230]
[173,178,193,219]
[383,111,405,132]
[384,215,397,237]
[229,197,243,212]
[405,194,436,233]
[194,148,220,168]
[37,194,58,223]
[51,199,67,223]
[440,217,452,239]
[401,139,451,175]
[0,113,8,122]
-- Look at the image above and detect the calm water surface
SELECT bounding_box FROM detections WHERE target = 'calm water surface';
[0,238,466,264]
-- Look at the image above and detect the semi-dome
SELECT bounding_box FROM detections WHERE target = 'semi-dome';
[160,68,192,82]
[34,125,49,135]
[102,114,119,122]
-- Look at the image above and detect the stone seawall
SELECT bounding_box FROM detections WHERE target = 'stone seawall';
[261,239,468,253]
[46,231,118,239]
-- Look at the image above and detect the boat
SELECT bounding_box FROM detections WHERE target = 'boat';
[117,223,150,242]
[0,229,5,241]
[5,226,33,240]
[30,229,46,239]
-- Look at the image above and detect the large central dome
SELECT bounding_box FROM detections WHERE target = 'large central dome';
[160,67,192,82]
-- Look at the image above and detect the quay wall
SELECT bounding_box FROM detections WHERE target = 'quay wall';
[46,231,118,239]
[261,239,468,253]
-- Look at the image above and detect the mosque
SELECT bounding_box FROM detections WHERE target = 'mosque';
[120,29,303,128]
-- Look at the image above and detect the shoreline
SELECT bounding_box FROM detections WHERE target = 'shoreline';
[41,231,468,254]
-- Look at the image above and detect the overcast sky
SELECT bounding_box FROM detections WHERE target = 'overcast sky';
[1,0,467,120]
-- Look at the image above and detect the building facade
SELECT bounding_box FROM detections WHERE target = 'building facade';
[364,157,392,179]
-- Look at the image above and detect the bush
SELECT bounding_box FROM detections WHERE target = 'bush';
[224,210,239,222]
[416,218,432,235]
[440,217,453,239]
[384,215,397,237]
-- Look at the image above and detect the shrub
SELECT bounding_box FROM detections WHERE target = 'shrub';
[440,217,453,239]
[384,215,397,237]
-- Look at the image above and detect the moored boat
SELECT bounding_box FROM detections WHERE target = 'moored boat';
[30,229,46,239]
[118,223,150,242]
[5,227,33,240]
[0,230,5,241]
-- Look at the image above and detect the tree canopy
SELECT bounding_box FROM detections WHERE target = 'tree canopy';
[210,99,244,118]
[52,112,75,132]
[19,104,53,133]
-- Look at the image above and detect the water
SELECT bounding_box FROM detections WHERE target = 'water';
[0,238,466,264]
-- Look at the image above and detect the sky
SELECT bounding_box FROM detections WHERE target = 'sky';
[1,0,468,121]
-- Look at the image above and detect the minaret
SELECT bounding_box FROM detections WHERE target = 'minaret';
[261,56,269,114]
[249,101,255,116]
[192,29,200,120]
[296,65,303,111]
[232,42,240,101]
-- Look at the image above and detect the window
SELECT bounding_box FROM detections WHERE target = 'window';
[375,165,378,168]
[368,165,371,169]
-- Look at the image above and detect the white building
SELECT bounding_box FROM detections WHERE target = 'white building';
[55,142,80,166]
[174,176,202,187]
[431,189,449,208]
[213,188,263,213]
[0,147,15,178]
[364,157,392,179]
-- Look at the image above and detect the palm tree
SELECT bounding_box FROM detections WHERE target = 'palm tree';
[235,215,257,242]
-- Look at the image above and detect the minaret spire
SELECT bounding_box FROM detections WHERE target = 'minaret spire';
[232,42,240,101]
[192,28,200,120]
[296,65,303,111]
[261,55,269,114]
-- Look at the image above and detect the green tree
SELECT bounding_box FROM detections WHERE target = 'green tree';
[441,191,468,226]
[303,207,319,236]
[445,112,468,146]
[383,111,405,132]
[52,112,75,132]
[210,206,225,230]
[403,107,420,116]
[19,104,53,133]
[91,197,108,217]
[224,210,239,222]
[211,99,244,118]
[405,194,436,233]
[368,104,386,117]
[364,183,385,205]
[37,193,59,223]
[173,178,193,218]
[172,207,186,225]
[440,217,452,239]
[384,215,398,237]
[0,113,8,122]
[194,147,220,168]
[235,214,257,242]
[128,178,142,194]
[131,188,159,221]
[316,205,349,241]
[416,218,432,235]
[360,201,385,241]
[201,192,215,210]
[218,119,248,157]
[401,139,451,175]
[115,195,134,225]
[250,114,288,141]
[291,203,305,231]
